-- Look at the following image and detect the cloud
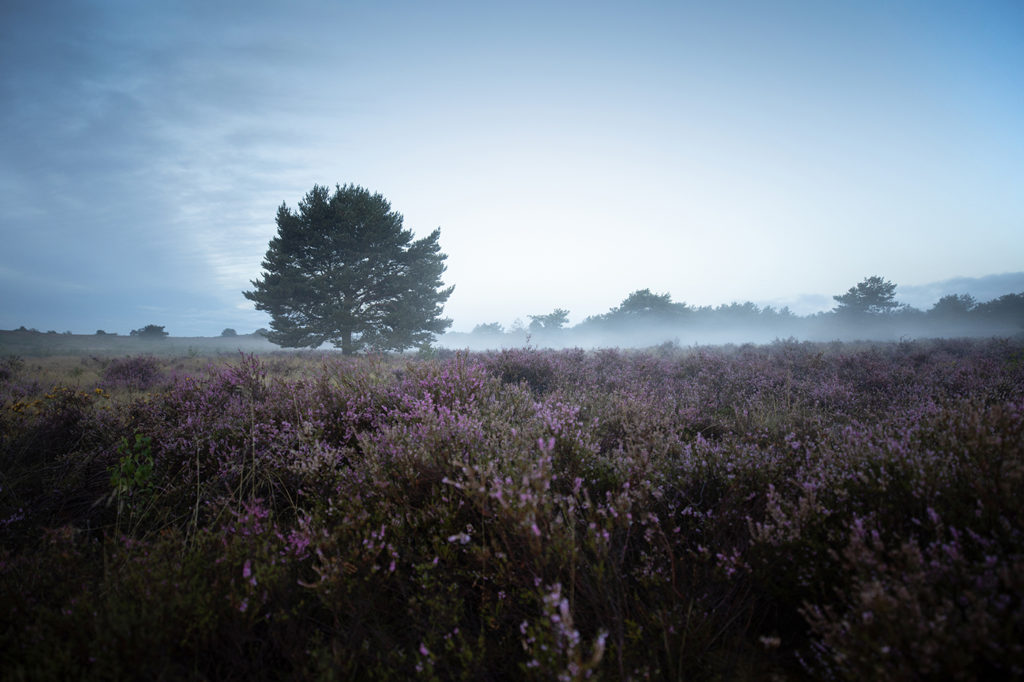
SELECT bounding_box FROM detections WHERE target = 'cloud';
[2,2,1022,336]
[897,272,1024,309]
[0,2,320,303]
[0,265,91,293]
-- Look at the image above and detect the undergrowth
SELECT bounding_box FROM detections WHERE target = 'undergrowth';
[1,339,1022,680]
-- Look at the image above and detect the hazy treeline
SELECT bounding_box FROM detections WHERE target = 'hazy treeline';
[0,328,278,357]
[445,285,1024,351]
[4,280,1023,356]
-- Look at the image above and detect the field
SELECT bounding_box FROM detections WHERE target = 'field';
[0,329,279,357]
[1,339,1022,680]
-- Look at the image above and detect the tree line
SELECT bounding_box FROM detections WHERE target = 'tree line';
[10,182,1021,352]
[468,278,1024,344]
[245,183,1023,351]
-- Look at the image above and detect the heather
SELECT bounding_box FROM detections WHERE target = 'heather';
[1,339,1022,680]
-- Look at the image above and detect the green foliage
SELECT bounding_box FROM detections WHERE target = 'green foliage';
[587,289,690,327]
[109,433,154,497]
[528,308,570,332]
[614,289,679,316]
[832,276,899,315]
[244,184,454,355]
[106,433,156,534]
[930,293,976,317]
[129,324,168,339]
[974,292,1024,329]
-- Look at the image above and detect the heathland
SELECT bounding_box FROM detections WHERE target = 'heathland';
[1,339,1022,679]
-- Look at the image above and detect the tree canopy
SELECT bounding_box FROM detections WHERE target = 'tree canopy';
[602,289,689,323]
[244,184,454,354]
[471,322,505,335]
[130,324,168,339]
[832,276,899,315]
[619,289,687,318]
[930,294,976,317]
[528,308,570,332]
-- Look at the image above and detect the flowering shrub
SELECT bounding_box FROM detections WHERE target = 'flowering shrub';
[100,355,165,391]
[0,339,1022,679]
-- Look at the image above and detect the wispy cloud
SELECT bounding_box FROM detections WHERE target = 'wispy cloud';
[2,1,1022,335]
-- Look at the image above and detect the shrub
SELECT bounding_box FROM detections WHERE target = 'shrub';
[0,355,24,382]
[0,340,1021,679]
[130,324,168,339]
[100,355,164,391]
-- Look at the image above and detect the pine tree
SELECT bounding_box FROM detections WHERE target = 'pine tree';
[832,276,899,315]
[244,184,453,354]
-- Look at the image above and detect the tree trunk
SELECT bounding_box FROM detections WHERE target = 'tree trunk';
[341,328,353,355]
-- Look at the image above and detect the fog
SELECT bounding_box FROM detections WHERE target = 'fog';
[439,322,1023,354]
[437,299,1024,353]
[3,280,1022,356]
[3,315,1020,359]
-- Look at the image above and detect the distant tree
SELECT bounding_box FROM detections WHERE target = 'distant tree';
[832,276,899,315]
[130,324,169,339]
[244,184,453,355]
[974,293,1024,327]
[893,303,925,320]
[929,294,976,318]
[606,289,689,323]
[95,330,108,335]
[253,328,270,337]
[528,309,570,332]
[715,301,762,319]
[761,305,796,318]
[472,322,505,335]
[221,328,238,337]
[616,290,674,316]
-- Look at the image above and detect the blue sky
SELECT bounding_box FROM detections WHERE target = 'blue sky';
[1,0,1022,336]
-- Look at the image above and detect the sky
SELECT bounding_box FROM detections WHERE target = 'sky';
[1,0,1022,336]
